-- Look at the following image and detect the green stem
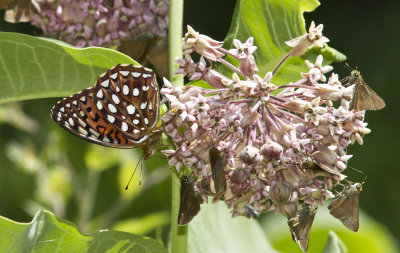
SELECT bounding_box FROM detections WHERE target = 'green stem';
[169,0,185,252]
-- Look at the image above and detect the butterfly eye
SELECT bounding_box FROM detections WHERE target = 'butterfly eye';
[355,73,359,77]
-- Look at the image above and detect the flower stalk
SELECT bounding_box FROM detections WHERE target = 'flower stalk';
[168,0,186,252]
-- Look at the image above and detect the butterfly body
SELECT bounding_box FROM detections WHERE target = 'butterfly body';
[51,64,161,159]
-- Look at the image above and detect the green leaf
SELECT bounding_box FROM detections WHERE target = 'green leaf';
[261,207,398,253]
[192,0,346,88]
[187,201,278,253]
[322,231,348,253]
[0,210,167,253]
[0,32,137,104]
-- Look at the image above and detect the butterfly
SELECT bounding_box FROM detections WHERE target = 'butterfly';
[288,203,318,252]
[342,65,385,111]
[328,182,363,232]
[50,64,162,159]
[178,176,203,225]
[208,147,227,196]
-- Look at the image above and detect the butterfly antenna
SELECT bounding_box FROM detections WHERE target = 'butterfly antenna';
[139,161,143,186]
[348,165,364,174]
[125,154,145,190]
[344,62,353,71]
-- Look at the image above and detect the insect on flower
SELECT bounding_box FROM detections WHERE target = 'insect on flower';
[328,181,363,232]
[343,64,385,111]
[50,64,162,159]
[178,175,203,225]
[288,203,318,252]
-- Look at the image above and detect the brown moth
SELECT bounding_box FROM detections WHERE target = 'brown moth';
[343,65,385,111]
[328,182,363,232]
[178,176,203,226]
[288,203,318,252]
[209,147,227,196]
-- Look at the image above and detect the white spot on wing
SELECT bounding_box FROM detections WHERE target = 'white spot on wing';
[72,100,78,106]
[66,103,71,108]
[108,104,117,113]
[110,73,118,79]
[96,89,104,98]
[133,119,139,125]
[144,118,149,125]
[107,114,115,123]
[132,134,149,144]
[120,71,129,76]
[127,105,135,114]
[142,85,149,91]
[133,88,139,96]
[60,107,65,112]
[103,136,110,142]
[68,118,74,126]
[89,128,99,137]
[116,86,120,92]
[123,85,129,95]
[96,101,103,110]
[133,129,140,134]
[112,94,120,104]
[78,127,88,136]
[140,101,147,109]
[121,122,128,132]
[101,79,109,88]
[78,118,86,127]
[131,72,141,78]
[80,96,86,102]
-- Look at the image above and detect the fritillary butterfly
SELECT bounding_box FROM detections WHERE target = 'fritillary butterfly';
[50,64,162,159]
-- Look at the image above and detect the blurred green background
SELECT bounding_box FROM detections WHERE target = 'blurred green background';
[0,0,399,251]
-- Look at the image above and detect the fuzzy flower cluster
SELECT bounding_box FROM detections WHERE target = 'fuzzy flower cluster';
[31,0,168,48]
[161,23,371,219]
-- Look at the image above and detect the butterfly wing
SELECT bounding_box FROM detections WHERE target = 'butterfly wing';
[51,89,140,148]
[328,186,360,232]
[350,83,385,111]
[92,65,159,143]
[288,204,317,252]
[51,65,160,150]
[209,147,227,196]
[178,176,203,225]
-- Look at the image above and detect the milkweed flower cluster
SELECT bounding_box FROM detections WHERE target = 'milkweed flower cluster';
[31,0,168,48]
[161,23,370,219]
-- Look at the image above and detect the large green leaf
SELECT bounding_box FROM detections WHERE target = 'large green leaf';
[0,32,136,104]
[187,201,278,253]
[193,0,346,88]
[0,210,167,253]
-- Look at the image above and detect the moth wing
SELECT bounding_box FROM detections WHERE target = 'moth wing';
[351,83,385,111]
[178,177,203,225]
[328,190,359,231]
[209,148,227,195]
[288,205,317,252]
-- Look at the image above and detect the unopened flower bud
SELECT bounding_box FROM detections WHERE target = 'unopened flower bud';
[229,169,250,195]
[270,181,291,205]
[260,141,283,160]
[279,202,299,218]
[239,146,261,164]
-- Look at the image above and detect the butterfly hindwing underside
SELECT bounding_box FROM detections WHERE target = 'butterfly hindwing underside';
[51,64,161,158]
